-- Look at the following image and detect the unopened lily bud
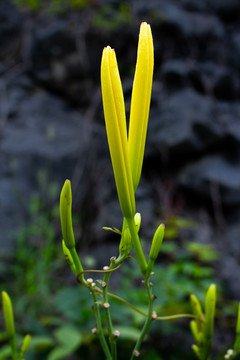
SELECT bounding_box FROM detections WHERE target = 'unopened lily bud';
[60,180,75,249]
[134,213,141,233]
[20,334,31,359]
[62,240,76,274]
[146,224,164,276]
[204,284,216,339]
[1,291,15,339]
[101,46,136,218]
[192,344,201,359]
[128,22,154,191]
[190,320,200,343]
[149,224,165,261]
[190,294,204,331]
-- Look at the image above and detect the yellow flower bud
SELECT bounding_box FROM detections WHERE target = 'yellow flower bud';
[101,46,136,219]
[128,22,154,190]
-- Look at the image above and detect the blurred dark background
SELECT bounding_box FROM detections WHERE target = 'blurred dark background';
[0,0,240,359]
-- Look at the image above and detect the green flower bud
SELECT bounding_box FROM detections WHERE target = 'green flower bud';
[146,224,164,276]
[192,344,202,360]
[190,320,200,343]
[60,180,75,249]
[134,213,141,233]
[204,284,216,339]
[20,334,31,359]
[149,224,165,261]
[62,240,76,274]
[190,294,204,331]
[1,291,15,339]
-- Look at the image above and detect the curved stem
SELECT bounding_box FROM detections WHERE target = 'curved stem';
[107,292,194,320]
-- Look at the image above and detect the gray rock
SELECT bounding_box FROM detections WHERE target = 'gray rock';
[178,156,240,205]
[0,85,90,248]
[146,89,240,163]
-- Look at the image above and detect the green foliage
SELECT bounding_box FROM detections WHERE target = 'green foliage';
[13,0,90,12]
[93,4,132,31]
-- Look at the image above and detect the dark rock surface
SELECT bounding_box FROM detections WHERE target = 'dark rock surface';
[0,0,240,305]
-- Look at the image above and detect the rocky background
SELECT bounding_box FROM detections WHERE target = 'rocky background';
[0,0,240,341]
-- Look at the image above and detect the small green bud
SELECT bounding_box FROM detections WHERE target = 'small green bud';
[1,291,15,339]
[20,334,31,359]
[62,240,76,274]
[134,212,141,233]
[190,294,204,331]
[192,344,202,360]
[60,180,75,249]
[190,320,201,343]
[204,283,216,339]
[146,224,164,276]
[149,224,164,261]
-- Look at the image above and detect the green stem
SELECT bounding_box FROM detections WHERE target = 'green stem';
[102,254,126,360]
[91,289,112,360]
[69,248,88,287]
[103,270,117,360]
[10,337,18,360]
[130,278,154,360]
[126,217,147,275]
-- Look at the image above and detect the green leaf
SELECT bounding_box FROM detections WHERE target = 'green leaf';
[47,326,82,360]
[30,335,54,351]
[0,345,11,360]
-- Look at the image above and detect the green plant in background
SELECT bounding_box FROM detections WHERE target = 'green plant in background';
[0,291,31,360]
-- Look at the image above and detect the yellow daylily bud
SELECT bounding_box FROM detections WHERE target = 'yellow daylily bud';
[60,180,75,249]
[128,22,154,190]
[101,46,136,219]
[20,334,31,359]
[1,291,15,339]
